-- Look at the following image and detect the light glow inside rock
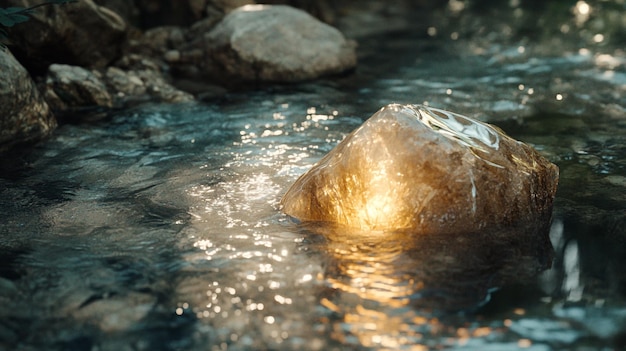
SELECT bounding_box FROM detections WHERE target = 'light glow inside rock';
[281,104,559,235]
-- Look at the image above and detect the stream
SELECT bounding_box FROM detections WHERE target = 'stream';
[1,8,625,351]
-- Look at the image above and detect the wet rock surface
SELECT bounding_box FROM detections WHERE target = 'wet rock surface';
[0,49,56,153]
[104,64,195,106]
[181,4,357,83]
[281,104,559,237]
[43,64,113,117]
[40,57,194,120]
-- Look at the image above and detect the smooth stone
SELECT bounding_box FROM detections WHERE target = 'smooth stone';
[281,104,559,237]
[195,4,357,83]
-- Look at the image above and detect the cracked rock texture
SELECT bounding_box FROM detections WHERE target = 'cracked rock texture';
[281,104,559,238]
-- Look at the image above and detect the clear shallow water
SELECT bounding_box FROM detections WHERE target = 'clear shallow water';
[1,32,625,351]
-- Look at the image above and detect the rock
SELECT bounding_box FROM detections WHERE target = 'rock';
[132,0,203,27]
[43,64,113,116]
[131,0,255,28]
[42,59,194,118]
[0,49,56,153]
[182,4,356,83]
[129,26,187,58]
[281,104,559,238]
[318,222,552,314]
[72,292,156,332]
[93,0,140,25]
[105,65,195,105]
[4,0,127,73]
[105,66,148,98]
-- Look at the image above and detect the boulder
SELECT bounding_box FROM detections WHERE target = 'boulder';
[281,104,559,238]
[0,49,56,153]
[181,4,356,83]
[43,64,113,115]
[3,0,127,73]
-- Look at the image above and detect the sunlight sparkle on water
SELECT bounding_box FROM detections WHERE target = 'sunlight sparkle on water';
[573,1,591,26]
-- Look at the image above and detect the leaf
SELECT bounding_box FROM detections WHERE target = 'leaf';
[19,0,78,13]
[0,7,31,28]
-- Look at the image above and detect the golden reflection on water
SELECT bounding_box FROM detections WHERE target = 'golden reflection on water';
[180,102,555,348]
[306,223,550,350]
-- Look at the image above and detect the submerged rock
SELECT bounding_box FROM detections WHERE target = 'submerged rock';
[182,4,357,83]
[281,104,559,237]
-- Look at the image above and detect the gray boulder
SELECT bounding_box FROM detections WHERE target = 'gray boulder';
[182,4,357,83]
[0,49,56,153]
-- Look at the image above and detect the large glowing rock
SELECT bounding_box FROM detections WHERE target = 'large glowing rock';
[281,104,559,236]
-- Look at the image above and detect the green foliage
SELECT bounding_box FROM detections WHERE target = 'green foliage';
[0,7,32,28]
[0,0,76,48]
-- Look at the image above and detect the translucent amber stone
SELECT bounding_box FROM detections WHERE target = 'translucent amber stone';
[281,104,559,236]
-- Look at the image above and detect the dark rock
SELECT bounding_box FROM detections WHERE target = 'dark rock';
[93,0,140,25]
[146,26,186,51]
[281,104,559,238]
[179,4,357,84]
[131,0,253,28]
[261,0,337,23]
[93,0,255,30]
[3,0,127,74]
[315,220,553,313]
[0,49,56,153]
[131,0,203,28]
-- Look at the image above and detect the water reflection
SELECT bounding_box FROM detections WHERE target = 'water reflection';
[0,1,624,347]
[573,1,591,26]
[303,222,553,349]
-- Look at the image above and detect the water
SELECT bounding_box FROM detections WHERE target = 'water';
[1,17,626,351]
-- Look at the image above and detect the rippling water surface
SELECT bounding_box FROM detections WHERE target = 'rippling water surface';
[1,26,625,351]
